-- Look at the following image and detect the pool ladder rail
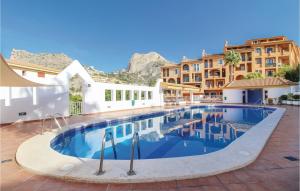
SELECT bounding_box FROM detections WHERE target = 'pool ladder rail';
[97,132,117,175]
[41,113,69,134]
[96,132,141,176]
[127,132,141,176]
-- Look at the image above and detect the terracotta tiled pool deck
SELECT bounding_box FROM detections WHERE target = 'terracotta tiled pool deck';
[1,105,299,191]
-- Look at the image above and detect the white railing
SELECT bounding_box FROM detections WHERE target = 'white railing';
[69,101,83,115]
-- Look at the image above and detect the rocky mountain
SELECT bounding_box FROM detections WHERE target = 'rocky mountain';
[10,49,73,70]
[128,52,171,74]
[126,52,175,85]
[7,49,175,86]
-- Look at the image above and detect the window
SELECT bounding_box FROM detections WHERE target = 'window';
[148,119,153,128]
[148,91,152,99]
[183,75,189,82]
[209,59,213,67]
[116,125,124,138]
[256,48,261,54]
[125,124,132,135]
[116,90,122,101]
[125,90,131,100]
[255,58,262,64]
[241,54,246,61]
[240,65,245,70]
[105,90,112,101]
[195,74,201,82]
[266,47,273,53]
[37,71,45,78]
[141,91,146,100]
[266,58,274,64]
[204,60,209,68]
[134,90,139,100]
[193,64,200,72]
[175,68,179,75]
[205,71,208,78]
[266,70,274,76]
[218,59,223,65]
[141,120,147,130]
[183,64,189,71]
[265,90,268,99]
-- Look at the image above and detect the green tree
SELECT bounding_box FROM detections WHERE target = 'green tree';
[274,65,292,78]
[224,50,241,81]
[284,64,299,82]
[245,72,263,79]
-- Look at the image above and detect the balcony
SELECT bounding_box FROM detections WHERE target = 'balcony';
[265,63,276,68]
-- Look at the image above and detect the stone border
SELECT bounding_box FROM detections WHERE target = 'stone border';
[16,105,285,183]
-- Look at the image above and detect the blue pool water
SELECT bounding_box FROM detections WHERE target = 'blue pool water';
[51,106,275,160]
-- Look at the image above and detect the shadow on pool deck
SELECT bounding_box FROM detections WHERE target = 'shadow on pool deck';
[1,105,299,191]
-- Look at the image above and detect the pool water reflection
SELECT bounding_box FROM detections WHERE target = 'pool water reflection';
[51,106,274,159]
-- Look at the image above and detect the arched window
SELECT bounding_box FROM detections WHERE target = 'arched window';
[168,78,176,83]
[183,64,189,71]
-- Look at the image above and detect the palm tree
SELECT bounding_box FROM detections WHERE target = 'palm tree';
[224,50,241,81]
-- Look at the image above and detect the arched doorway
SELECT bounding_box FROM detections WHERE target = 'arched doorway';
[69,74,84,115]
[236,75,244,80]
[168,78,176,83]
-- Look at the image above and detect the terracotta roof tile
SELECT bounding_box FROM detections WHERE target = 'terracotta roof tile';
[224,77,297,89]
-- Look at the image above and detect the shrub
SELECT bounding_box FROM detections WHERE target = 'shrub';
[69,94,82,102]
[287,93,294,100]
[293,94,300,100]
[279,95,288,100]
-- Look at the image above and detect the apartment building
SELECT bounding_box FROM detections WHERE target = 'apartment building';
[161,36,300,97]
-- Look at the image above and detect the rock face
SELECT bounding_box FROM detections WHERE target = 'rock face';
[10,49,73,70]
[7,49,174,86]
[128,52,172,75]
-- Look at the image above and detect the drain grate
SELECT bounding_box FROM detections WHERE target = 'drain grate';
[284,156,299,161]
[1,159,13,164]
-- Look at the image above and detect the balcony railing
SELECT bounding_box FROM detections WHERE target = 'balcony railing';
[265,63,276,67]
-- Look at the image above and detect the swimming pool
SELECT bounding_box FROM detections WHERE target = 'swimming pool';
[51,106,275,160]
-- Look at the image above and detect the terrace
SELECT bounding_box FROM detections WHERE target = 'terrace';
[1,105,299,191]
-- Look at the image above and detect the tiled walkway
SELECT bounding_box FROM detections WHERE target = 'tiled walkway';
[1,106,299,191]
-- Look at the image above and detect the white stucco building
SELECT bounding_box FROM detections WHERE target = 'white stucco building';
[223,78,298,104]
[0,57,164,124]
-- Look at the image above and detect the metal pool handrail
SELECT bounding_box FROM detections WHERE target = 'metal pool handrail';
[54,113,68,128]
[41,114,54,134]
[41,113,68,135]
[127,132,141,176]
[97,132,117,175]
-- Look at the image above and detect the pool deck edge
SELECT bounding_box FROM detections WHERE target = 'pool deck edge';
[15,105,286,183]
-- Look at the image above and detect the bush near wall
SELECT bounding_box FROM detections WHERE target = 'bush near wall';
[279,94,300,101]
[69,94,83,102]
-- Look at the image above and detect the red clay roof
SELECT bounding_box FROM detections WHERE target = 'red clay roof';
[224,77,297,89]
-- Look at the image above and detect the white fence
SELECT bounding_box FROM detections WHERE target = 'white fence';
[69,101,83,115]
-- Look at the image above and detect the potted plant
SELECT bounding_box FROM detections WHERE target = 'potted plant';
[279,95,287,104]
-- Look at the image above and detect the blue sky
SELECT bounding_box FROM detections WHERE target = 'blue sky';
[1,0,299,72]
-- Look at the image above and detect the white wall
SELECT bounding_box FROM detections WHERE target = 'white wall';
[223,87,293,104]
[83,79,163,114]
[0,60,163,124]
[0,86,68,124]
[223,89,244,103]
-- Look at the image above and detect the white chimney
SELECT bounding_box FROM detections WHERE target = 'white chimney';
[202,49,206,57]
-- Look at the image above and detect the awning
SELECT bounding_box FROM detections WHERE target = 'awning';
[0,54,48,87]
[160,82,201,93]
